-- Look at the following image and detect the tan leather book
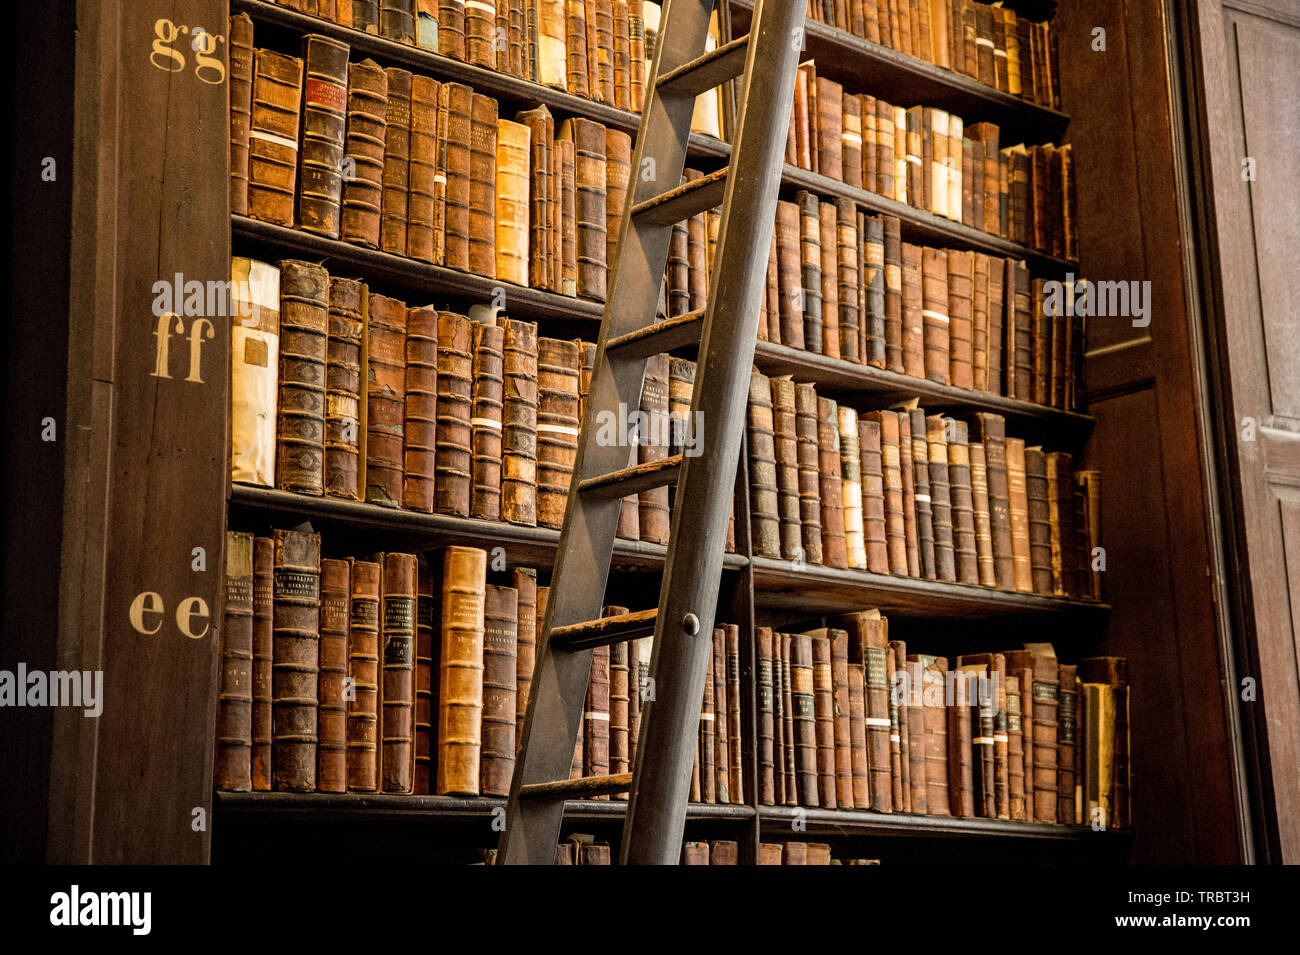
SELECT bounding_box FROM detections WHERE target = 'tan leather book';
[296,35,350,239]
[316,557,351,793]
[969,442,997,586]
[1046,451,1077,597]
[560,118,607,301]
[216,532,255,791]
[809,632,836,808]
[970,252,989,389]
[1016,647,1060,822]
[900,242,925,378]
[363,294,407,507]
[339,60,388,249]
[346,558,381,791]
[466,0,497,66]
[440,82,474,270]
[480,583,518,795]
[536,0,567,87]
[277,261,330,496]
[774,201,805,349]
[512,570,538,752]
[866,411,907,575]
[1030,277,1051,405]
[920,247,950,384]
[688,171,711,311]
[1010,260,1032,399]
[1006,437,1033,592]
[380,0,416,41]
[842,93,863,192]
[706,840,737,865]
[494,119,531,285]
[919,654,950,814]
[585,636,611,786]
[667,218,690,317]
[376,552,417,794]
[401,306,438,512]
[761,234,779,343]
[825,629,855,808]
[844,611,892,811]
[796,192,824,353]
[517,106,555,290]
[725,623,744,802]
[814,76,844,183]
[378,68,412,256]
[593,0,615,103]
[228,14,255,216]
[817,396,850,568]
[757,627,776,805]
[1006,673,1026,819]
[681,842,709,865]
[667,355,695,458]
[770,376,803,560]
[230,258,280,489]
[973,412,1014,589]
[838,405,867,570]
[437,546,487,794]
[499,318,539,525]
[987,253,1005,396]
[415,556,436,793]
[859,94,878,195]
[712,627,730,802]
[858,417,890,574]
[271,528,321,792]
[352,2,379,35]
[899,645,928,814]
[248,50,303,227]
[323,278,365,500]
[819,202,840,358]
[439,0,467,59]
[1077,470,1103,599]
[583,0,602,102]
[847,658,870,809]
[564,0,589,96]
[406,75,440,262]
[430,311,471,516]
[948,662,977,817]
[793,383,825,565]
[759,843,784,865]
[746,368,781,558]
[609,639,630,788]
[468,94,499,277]
[895,409,921,577]
[469,322,505,521]
[536,337,580,528]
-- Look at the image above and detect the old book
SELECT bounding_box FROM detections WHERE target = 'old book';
[339,59,388,248]
[364,294,407,507]
[414,557,435,793]
[812,396,848,568]
[907,409,936,579]
[346,558,381,791]
[469,322,505,521]
[516,106,554,290]
[866,411,907,575]
[713,628,731,802]
[277,261,329,496]
[1057,662,1078,824]
[1078,470,1103,599]
[847,658,870,809]
[216,532,255,791]
[973,412,1015,589]
[792,383,825,565]
[887,644,907,811]
[1025,446,1053,595]
[946,420,978,583]
[297,35,350,239]
[638,353,671,544]
[920,655,951,814]
[323,278,365,500]
[838,406,867,569]
[380,0,416,40]
[810,632,838,808]
[691,171,713,312]
[770,376,803,560]
[605,128,632,278]
[228,14,255,216]
[880,216,904,375]
[747,368,781,558]
[774,201,805,349]
[377,552,417,794]
[944,250,973,389]
[699,638,715,802]
[415,0,438,47]
[1008,647,1059,822]
[901,653,927,814]
[536,338,580,528]
[858,418,889,574]
[378,68,412,255]
[431,311,472,516]
[564,0,589,96]
[248,50,304,227]
[439,0,467,58]
[271,528,321,792]
[725,624,743,802]
[920,248,950,383]
[316,558,350,793]
[848,611,893,811]
[925,414,956,582]
[828,200,855,360]
[842,93,863,190]
[441,82,474,270]
[499,318,540,524]
[230,258,280,489]
[438,546,487,794]
[971,253,989,389]
[948,664,976,817]
[513,569,538,750]
[1006,437,1033,592]
[480,583,518,796]
[969,441,996,586]
[861,214,885,367]
[1006,673,1026,820]
[790,633,819,806]
[757,627,776,804]
[403,306,438,513]
[667,219,690,317]
[900,243,926,378]
[609,640,630,786]
[770,630,787,804]
[896,409,921,577]
[796,192,824,354]
[816,77,844,183]
[493,120,531,284]
[561,118,608,301]
[1046,451,1076,596]
[468,94,499,276]
[465,0,496,65]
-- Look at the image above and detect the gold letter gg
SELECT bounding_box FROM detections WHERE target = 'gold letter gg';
[150,19,226,85]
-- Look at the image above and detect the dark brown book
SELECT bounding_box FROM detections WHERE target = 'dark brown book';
[792,383,825,565]
[609,639,630,786]
[846,611,893,811]
[216,532,255,791]
[1031,277,1051,406]
[378,552,417,794]
[1046,451,1076,597]
[441,82,474,270]
[699,640,715,801]
[834,200,858,362]
[1006,673,1026,820]
[861,214,886,367]
[1023,445,1053,594]
[353,2,380,36]
[747,368,781,558]
[895,409,920,577]
[272,528,321,792]
[415,556,435,793]
[228,14,255,216]
[925,414,956,582]
[771,630,788,804]
[947,663,976,818]
[1009,260,1031,399]
[774,200,805,349]
[407,75,440,262]
[782,632,798,804]
[467,322,505,522]
[1058,662,1078,824]
[847,658,870,809]
[790,633,819,806]
[605,127,632,280]
[466,0,497,65]
[439,0,466,59]
[346,558,381,791]
[797,191,824,354]
[725,623,743,803]
[667,219,691,318]
[902,651,929,814]
[339,59,388,248]
[842,92,863,190]
[563,117,607,301]
[920,655,951,814]
[325,278,366,500]
[815,77,844,181]
[480,583,518,796]
[1078,469,1103,599]
[364,294,407,507]
[518,105,555,290]
[973,412,1015,589]
[277,261,329,496]
[248,51,303,227]
[468,94,499,277]
[771,376,804,560]
[317,557,351,793]
[434,311,473,516]
[920,247,950,383]
[887,643,907,812]
[858,417,890,574]
[403,306,439,513]
[297,35,351,238]
[757,627,776,805]
[513,569,538,751]
[378,67,412,256]
[438,546,487,795]
[1007,647,1059,823]
[946,420,979,583]
[713,627,731,803]
[809,632,838,809]
[380,0,416,41]
[946,249,973,389]
[536,337,580,529]
[1006,437,1033,592]
[900,242,925,378]
[907,409,936,579]
[499,318,539,525]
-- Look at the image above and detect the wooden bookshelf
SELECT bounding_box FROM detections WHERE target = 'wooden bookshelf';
[757,805,1123,841]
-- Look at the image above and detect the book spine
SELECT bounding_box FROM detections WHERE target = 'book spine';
[1047,451,1076,596]
[1006,674,1025,820]
[797,192,824,354]
[324,278,365,500]
[297,35,351,239]
[838,406,867,569]
[500,319,540,525]
[848,660,870,809]
[442,83,474,269]
[757,628,776,805]
[791,634,819,806]
[605,128,633,283]
[465,0,497,66]
[518,105,555,289]
[536,337,580,528]
[747,368,782,558]
[493,120,531,283]
[216,532,255,791]
[380,0,417,41]
[947,421,979,584]
[469,322,506,520]
[858,418,890,574]
[248,51,303,227]
[340,60,388,248]
[317,558,351,793]
[1058,663,1078,824]
[610,640,630,785]
[793,383,825,565]
[909,409,936,578]
[403,306,439,512]
[887,644,908,811]
[481,583,519,795]
[272,528,321,792]
[926,414,956,582]
[812,634,838,808]
[774,201,806,349]
[569,118,608,301]
[863,620,892,811]
[771,377,804,560]
[513,570,538,750]
[468,94,499,276]
[228,14,255,217]
[346,559,381,791]
[976,412,1015,589]
[1006,437,1034,592]
[230,258,281,488]
[438,546,487,794]
[434,311,474,516]
[872,411,908,574]
[922,656,951,814]
[713,628,731,802]
[638,353,671,544]
[364,294,408,507]
[379,68,412,256]
[439,0,467,58]
[379,553,417,793]
[277,261,330,496]
[415,557,435,793]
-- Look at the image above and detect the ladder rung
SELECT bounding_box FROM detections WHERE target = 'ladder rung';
[630,169,729,227]
[655,35,749,99]
[518,773,635,800]
[549,608,658,651]
[605,310,705,361]
[578,454,683,498]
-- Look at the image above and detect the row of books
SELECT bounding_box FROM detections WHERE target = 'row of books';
[802,0,1062,109]
[471,839,877,863]
[756,611,1131,828]
[788,60,1077,258]
[746,374,1102,600]
[756,200,1085,409]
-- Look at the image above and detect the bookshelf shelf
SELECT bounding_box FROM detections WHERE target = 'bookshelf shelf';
[728,0,1070,146]
[757,806,1125,842]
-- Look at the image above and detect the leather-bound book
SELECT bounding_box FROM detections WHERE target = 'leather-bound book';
[296,35,350,239]
[865,411,907,575]
[813,396,848,568]
[947,666,975,817]
[439,0,467,58]
[480,583,518,796]
[919,655,951,814]
[1057,662,1078,824]
[513,569,537,750]
[346,558,381,791]
[469,322,505,521]
[406,75,440,262]
[692,172,714,311]
[774,201,805,349]
[414,557,435,793]
[637,353,671,544]
[1050,286,1069,409]
[271,528,321,792]
[323,278,365,500]
[339,60,388,248]
[465,0,496,65]
[1046,451,1076,596]
[380,0,416,40]
[815,77,844,181]
[699,639,715,802]
[919,247,950,383]
[762,235,781,343]
[517,106,555,289]
[376,552,417,794]
[363,294,407,507]
[230,258,280,489]
[1025,446,1053,594]
[883,643,905,811]
[248,51,303,227]
[1078,470,1102,599]
[900,242,925,378]
[847,611,893,811]
[969,442,996,586]
[829,200,855,360]
[757,627,776,804]
[725,624,743,802]
[771,631,787,803]
[681,842,709,865]
[906,410,936,579]
[893,409,919,577]
[838,405,867,569]
[216,532,255,791]
[593,0,615,103]
[796,192,824,354]
[536,337,580,529]
[441,82,474,270]
[560,118,607,301]
[770,377,803,560]
[944,250,973,389]
[1009,261,1031,398]
[973,412,1014,589]
[713,628,731,802]
[859,94,877,193]
[793,383,825,565]
[895,650,923,814]
[746,368,782,558]
[1031,278,1051,406]
[880,216,903,374]
[970,253,989,389]
[667,355,696,459]
[315,558,351,794]
[605,128,632,278]
[925,414,956,582]
[1006,647,1056,822]
[612,0,631,108]
[793,64,813,170]
[986,254,1005,395]
[628,0,646,108]
[414,0,437,47]
[495,119,531,284]
[400,307,439,513]
[790,633,819,807]
[378,68,412,256]
[842,93,863,190]
[947,420,978,583]
[467,94,499,277]
[228,14,255,216]
[437,546,487,794]
[352,1,380,33]
[809,632,838,808]
[874,99,895,201]
[499,318,539,525]
[847,658,870,808]
[1006,437,1033,592]
[667,220,691,317]
[277,261,329,496]
[609,640,630,785]
[955,658,993,816]
[929,109,949,218]
[861,214,886,368]
[564,0,589,96]
[1005,674,1025,820]
[858,417,890,573]
[433,311,473,516]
